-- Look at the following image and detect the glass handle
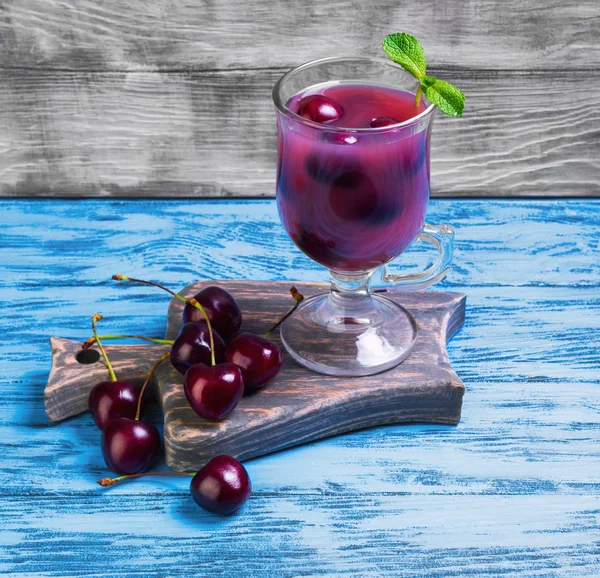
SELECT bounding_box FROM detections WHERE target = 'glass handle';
[380,224,454,291]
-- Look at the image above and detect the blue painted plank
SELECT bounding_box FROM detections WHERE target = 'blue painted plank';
[1,199,599,576]
[2,495,600,576]
[3,287,600,497]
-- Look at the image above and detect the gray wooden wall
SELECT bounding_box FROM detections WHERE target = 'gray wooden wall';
[0,0,598,198]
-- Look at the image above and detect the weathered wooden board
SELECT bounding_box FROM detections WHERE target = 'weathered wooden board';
[45,281,466,470]
[45,340,170,422]
[1,0,598,71]
[1,70,598,197]
[3,199,600,576]
[1,0,599,198]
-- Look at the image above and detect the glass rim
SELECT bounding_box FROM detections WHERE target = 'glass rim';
[272,55,436,133]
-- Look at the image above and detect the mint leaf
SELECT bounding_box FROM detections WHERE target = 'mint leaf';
[420,75,465,117]
[382,33,426,80]
[382,33,465,117]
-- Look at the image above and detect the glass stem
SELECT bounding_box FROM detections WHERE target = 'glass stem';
[328,270,373,313]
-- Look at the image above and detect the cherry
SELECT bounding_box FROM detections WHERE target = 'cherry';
[190,455,251,514]
[225,333,283,393]
[85,314,147,430]
[364,201,404,227]
[328,171,379,222]
[89,379,145,430]
[297,95,343,124]
[112,275,226,374]
[370,117,399,128]
[109,275,302,398]
[82,321,224,379]
[100,352,169,475]
[110,275,245,419]
[182,286,242,341]
[333,170,367,189]
[225,288,303,393]
[97,455,251,516]
[184,363,244,420]
[170,322,225,375]
[85,314,165,475]
[101,417,161,475]
[293,228,342,268]
[82,324,223,378]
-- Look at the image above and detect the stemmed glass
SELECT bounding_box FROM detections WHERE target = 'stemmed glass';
[273,57,454,377]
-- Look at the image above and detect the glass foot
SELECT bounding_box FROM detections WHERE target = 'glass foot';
[280,292,417,377]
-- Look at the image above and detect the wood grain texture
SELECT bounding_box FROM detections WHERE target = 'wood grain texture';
[2,199,600,576]
[1,0,598,72]
[1,0,598,198]
[45,338,169,421]
[2,494,600,576]
[1,70,599,198]
[163,283,465,469]
[43,283,466,469]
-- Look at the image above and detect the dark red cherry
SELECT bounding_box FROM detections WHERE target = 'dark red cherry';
[101,417,161,475]
[183,363,244,420]
[292,228,343,268]
[328,171,380,221]
[182,286,242,341]
[170,322,225,375]
[370,117,399,128]
[190,455,251,514]
[225,333,283,392]
[88,380,145,430]
[297,95,343,124]
[365,201,404,226]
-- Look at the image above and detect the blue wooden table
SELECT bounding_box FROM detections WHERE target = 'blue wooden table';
[1,199,599,576]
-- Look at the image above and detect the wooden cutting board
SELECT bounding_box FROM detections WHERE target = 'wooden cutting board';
[45,281,466,471]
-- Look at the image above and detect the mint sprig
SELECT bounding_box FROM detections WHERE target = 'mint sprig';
[382,33,426,80]
[382,33,465,117]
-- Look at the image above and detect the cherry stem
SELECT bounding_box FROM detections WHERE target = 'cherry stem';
[263,287,304,337]
[113,275,216,366]
[91,314,117,382]
[83,335,174,350]
[414,84,423,108]
[135,351,170,421]
[97,471,195,486]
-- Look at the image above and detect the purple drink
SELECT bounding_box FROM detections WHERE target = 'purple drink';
[273,55,455,378]
[277,82,430,272]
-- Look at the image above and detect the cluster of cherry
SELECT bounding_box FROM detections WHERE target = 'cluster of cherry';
[85,275,303,515]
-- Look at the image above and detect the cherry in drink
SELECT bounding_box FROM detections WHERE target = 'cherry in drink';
[277,82,430,272]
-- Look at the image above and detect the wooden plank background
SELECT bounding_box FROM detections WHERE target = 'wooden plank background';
[0,0,599,198]
[2,198,600,575]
